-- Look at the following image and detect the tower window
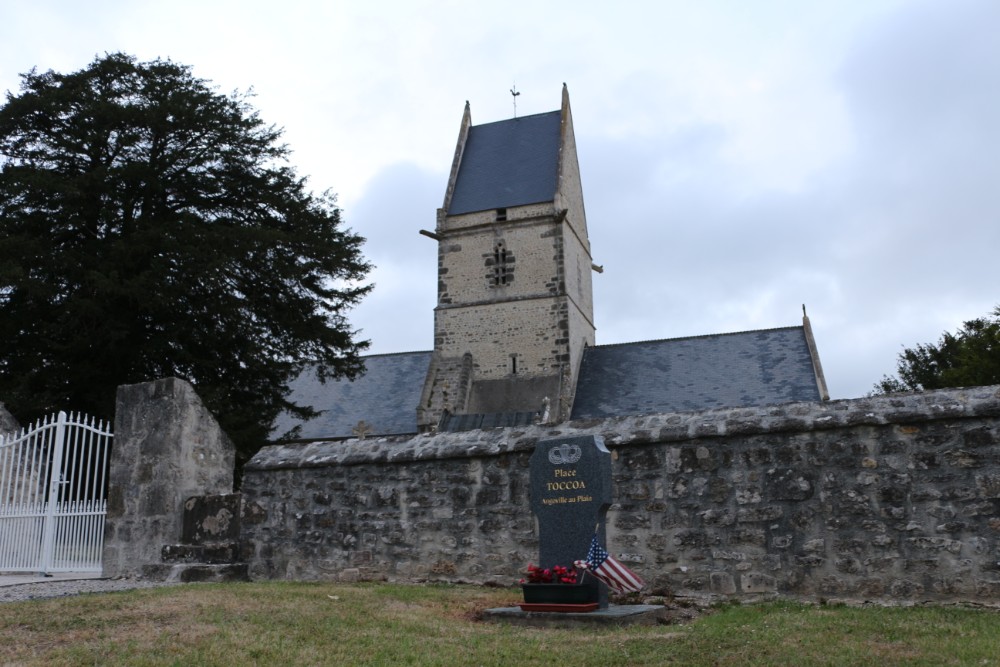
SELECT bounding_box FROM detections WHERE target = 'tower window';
[510,353,518,375]
[496,208,507,221]
[490,241,513,287]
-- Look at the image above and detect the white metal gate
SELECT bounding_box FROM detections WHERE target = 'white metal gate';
[0,411,112,573]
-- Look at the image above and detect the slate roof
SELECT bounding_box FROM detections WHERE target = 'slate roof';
[447,110,562,215]
[439,411,540,432]
[570,327,822,420]
[271,351,432,441]
[271,328,823,442]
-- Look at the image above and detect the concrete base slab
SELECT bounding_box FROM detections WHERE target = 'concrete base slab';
[0,572,102,588]
[141,563,249,583]
[482,604,666,628]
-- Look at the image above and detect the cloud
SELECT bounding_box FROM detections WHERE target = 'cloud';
[345,162,442,354]
[3,0,997,403]
[578,0,1000,400]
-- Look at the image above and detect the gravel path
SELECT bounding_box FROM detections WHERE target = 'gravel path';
[0,577,179,604]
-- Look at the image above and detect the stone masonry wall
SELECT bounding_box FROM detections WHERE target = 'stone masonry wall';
[435,299,570,378]
[242,386,1000,603]
[438,216,561,307]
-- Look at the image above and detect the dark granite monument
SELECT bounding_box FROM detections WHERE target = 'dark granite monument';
[529,434,613,608]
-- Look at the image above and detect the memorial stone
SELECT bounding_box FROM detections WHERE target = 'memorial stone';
[530,434,613,608]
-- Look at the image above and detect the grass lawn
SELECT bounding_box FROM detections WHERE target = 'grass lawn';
[1,582,999,666]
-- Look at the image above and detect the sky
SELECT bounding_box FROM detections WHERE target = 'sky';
[2,0,998,401]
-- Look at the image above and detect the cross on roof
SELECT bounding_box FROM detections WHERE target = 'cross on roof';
[352,420,373,440]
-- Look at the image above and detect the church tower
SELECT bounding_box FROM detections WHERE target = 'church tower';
[417,85,596,431]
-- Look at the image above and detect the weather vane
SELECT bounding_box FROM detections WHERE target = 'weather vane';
[510,83,520,118]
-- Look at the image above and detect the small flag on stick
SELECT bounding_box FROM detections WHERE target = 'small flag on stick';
[575,533,644,594]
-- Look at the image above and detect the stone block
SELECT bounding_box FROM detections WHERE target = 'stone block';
[767,469,815,501]
[889,579,924,597]
[161,543,239,564]
[736,506,783,523]
[181,494,241,545]
[339,568,361,583]
[741,573,776,594]
[710,572,736,595]
[977,474,1000,498]
[142,563,249,583]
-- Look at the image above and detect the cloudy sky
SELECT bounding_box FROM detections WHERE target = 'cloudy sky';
[2,0,997,400]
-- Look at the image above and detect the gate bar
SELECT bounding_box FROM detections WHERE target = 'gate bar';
[37,411,67,574]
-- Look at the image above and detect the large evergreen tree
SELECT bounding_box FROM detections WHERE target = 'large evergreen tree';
[873,306,1000,394]
[0,53,371,462]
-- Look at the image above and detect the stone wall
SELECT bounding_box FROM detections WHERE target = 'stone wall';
[242,385,1000,603]
[434,294,567,377]
[103,377,235,578]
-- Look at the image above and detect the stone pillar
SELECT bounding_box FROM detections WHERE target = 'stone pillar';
[0,403,23,505]
[103,377,234,578]
[0,402,19,437]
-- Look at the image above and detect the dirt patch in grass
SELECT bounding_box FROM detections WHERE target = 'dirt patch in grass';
[863,641,921,661]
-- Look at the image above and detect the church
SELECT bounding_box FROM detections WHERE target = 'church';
[273,86,828,442]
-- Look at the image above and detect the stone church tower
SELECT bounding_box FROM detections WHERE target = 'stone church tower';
[274,87,827,442]
[417,85,596,431]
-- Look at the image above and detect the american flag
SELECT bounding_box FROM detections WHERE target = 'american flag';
[574,533,644,594]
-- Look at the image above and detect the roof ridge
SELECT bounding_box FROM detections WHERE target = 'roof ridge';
[359,350,432,359]
[591,325,803,349]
